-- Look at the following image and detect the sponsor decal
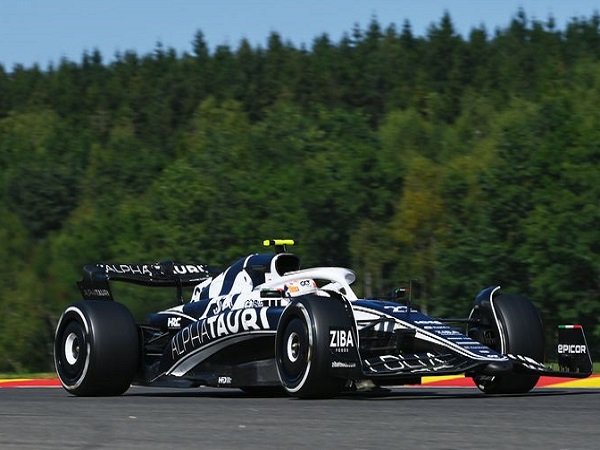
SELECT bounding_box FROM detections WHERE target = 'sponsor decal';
[218,376,232,385]
[365,352,451,373]
[171,308,271,359]
[243,299,264,308]
[435,329,461,335]
[284,279,318,297]
[331,361,357,369]
[103,264,155,276]
[558,344,587,354]
[173,264,207,275]
[424,325,456,331]
[382,305,420,314]
[82,288,111,298]
[383,305,407,314]
[329,328,355,353]
[102,263,208,277]
[167,317,181,329]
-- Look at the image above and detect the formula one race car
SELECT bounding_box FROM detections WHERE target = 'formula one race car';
[54,240,593,397]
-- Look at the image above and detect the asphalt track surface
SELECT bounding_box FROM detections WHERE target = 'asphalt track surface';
[1,386,599,450]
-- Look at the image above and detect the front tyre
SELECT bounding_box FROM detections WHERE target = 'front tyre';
[275,296,353,398]
[54,301,139,396]
[470,293,544,394]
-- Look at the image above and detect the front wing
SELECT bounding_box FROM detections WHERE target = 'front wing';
[351,300,592,381]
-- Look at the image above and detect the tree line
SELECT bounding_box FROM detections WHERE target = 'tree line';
[0,11,598,371]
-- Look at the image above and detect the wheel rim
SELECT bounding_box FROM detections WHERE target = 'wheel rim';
[64,332,80,365]
[280,318,309,383]
[286,331,300,363]
[55,311,90,388]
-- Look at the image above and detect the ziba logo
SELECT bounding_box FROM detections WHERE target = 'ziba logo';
[329,328,354,351]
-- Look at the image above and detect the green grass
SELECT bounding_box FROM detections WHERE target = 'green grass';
[0,372,56,379]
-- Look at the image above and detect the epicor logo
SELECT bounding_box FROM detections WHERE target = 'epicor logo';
[558,344,587,354]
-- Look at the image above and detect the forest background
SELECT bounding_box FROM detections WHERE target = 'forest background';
[0,11,598,371]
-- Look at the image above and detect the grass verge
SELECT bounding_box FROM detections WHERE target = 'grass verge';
[0,372,56,380]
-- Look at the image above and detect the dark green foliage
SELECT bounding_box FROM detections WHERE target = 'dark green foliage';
[0,12,599,370]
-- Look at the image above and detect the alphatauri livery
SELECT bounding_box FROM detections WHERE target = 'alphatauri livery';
[54,240,593,397]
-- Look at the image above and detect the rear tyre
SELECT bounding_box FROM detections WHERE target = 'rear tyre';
[275,296,352,398]
[54,301,139,396]
[470,293,544,394]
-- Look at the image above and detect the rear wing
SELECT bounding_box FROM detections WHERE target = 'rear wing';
[77,262,213,302]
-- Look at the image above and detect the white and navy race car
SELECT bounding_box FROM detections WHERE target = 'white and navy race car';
[54,240,593,397]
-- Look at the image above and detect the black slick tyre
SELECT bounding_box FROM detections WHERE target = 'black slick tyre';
[54,300,139,396]
[275,295,352,398]
[471,293,544,394]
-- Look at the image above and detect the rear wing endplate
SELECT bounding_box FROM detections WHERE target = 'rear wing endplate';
[77,262,213,302]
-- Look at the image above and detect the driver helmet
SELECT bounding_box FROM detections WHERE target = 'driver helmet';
[284,279,318,297]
